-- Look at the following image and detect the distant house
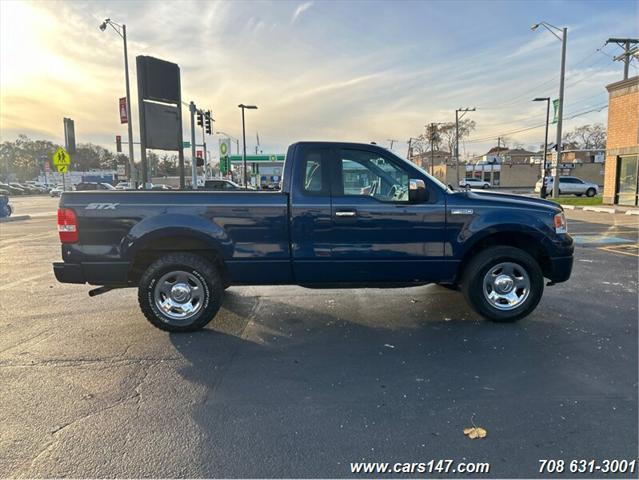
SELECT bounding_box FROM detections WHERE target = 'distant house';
[475,147,536,164]
[557,149,605,164]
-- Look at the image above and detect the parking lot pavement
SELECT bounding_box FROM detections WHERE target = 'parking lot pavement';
[6,195,58,217]
[0,201,637,478]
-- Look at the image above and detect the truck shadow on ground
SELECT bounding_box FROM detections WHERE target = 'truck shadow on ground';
[166,286,583,477]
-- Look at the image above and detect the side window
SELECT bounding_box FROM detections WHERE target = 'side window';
[339,149,410,202]
[302,150,326,194]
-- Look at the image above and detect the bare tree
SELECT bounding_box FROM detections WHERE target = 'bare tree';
[418,120,476,158]
[563,123,606,149]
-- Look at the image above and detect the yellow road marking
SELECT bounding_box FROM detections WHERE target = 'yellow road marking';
[598,244,639,257]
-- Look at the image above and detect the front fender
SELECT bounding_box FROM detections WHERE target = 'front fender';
[448,207,557,258]
[122,213,232,261]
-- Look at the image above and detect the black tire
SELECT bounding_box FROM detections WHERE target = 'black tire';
[138,253,223,332]
[576,193,583,197]
[482,184,489,189]
[586,187,596,197]
[461,246,544,322]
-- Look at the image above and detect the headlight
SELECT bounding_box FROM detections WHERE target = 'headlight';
[554,212,567,234]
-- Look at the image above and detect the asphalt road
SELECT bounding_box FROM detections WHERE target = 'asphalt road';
[1,197,637,478]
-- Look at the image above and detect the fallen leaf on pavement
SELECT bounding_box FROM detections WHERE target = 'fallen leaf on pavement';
[464,427,487,439]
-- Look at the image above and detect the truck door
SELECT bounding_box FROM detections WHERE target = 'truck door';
[327,146,450,283]
[289,145,334,283]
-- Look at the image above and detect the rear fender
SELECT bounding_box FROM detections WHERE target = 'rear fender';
[122,213,232,261]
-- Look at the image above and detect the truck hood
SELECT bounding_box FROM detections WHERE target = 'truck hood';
[455,189,562,212]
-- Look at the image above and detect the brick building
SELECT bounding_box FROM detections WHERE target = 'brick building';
[603,76,639,205]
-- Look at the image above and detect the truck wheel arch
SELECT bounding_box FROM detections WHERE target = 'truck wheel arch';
[126,231,230,285]
[456,231,551,283]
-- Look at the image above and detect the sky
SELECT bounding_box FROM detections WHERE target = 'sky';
[0,0,637,160]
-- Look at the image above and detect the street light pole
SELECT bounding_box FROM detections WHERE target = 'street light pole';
[554,27,567,198]
[533,97,550,198]
[100,19,136,187]
[532,21,567,197]
[237,104,257,188]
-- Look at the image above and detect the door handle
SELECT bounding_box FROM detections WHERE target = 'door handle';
[335,210,356,217]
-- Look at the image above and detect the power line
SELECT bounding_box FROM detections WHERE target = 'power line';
[475,44,610,110]
[465,104,608,144]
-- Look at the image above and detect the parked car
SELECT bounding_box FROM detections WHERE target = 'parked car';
[150,184,174,191]
[49,185,73,197]
[25,181,48,193]
[0,182,26,195]
[10,182,38,194]
[115,181,132,190]
[201,179,242,190]
[534,176,598,197]
[54,141,573,332]
[0,193,11,218]
[75,182,116,191]
[459,178,491,189]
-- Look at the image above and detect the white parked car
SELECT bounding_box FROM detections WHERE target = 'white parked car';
[115,181,131,190]
[534,176,599,197]
[459,178,491,189]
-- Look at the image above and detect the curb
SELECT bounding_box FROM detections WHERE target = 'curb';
[582,206,617,214]
[625,210,639,216]
[0,215,31,223]
[560,205,576,210]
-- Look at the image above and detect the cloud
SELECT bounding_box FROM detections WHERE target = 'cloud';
[291,1,313,23]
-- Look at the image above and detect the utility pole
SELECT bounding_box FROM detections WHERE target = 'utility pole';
[455,108,475,186]
[407,138,413,160]
[605,38,639,80]
[427,123,445,176]
[387,139,398,150]
[189,102,197,189]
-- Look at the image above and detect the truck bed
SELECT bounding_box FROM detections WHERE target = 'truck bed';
[59,190,292,285]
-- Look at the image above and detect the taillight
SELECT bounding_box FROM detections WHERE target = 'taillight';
[57,208,78,243]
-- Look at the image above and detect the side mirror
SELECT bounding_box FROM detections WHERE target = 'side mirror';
[409,178,428,203]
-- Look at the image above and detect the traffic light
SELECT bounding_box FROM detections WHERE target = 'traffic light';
[205,111,212,135]
[116,135,122,153]
[197,111,203,127]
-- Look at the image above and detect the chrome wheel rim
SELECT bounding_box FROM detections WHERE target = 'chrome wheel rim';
[154,270,204,322]
[482,262,530,311]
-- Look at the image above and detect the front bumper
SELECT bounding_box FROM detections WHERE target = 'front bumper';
[53,261,131,285]
[546,255,574,283]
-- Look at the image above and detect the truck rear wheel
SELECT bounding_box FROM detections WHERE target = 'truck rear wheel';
[461,246,543,322]
[138,253,223,332]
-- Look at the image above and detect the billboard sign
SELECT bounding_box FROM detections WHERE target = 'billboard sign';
[136,56,180,104]
[143,102,180,151]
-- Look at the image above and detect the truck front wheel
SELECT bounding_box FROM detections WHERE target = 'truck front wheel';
[461,246,543,322]
[138,253,223,332]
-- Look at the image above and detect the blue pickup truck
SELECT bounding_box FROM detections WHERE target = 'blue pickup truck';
[54,142,573,331]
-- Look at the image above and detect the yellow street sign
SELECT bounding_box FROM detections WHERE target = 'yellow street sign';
[57,164,68,173]
[53,147,71,166]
